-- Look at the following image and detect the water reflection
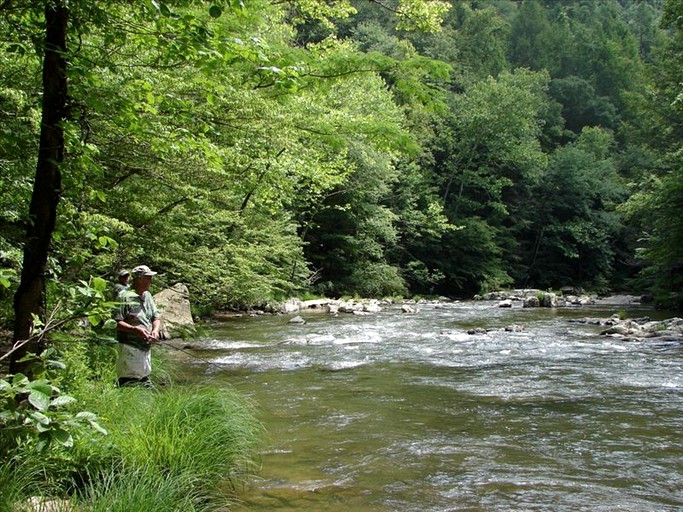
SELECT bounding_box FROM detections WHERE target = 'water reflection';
[181,302,683,511]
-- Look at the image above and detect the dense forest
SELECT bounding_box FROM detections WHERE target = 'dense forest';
[1,0,682,339]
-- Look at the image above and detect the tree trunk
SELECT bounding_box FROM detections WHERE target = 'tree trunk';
[10,2,68,376]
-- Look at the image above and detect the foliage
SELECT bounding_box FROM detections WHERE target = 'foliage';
[0,341,261,510]
[412,68,549,295]
[1,0,682,506]
[0,350,107,455]
[522,127,627,289]
[0,0,680,316]
[619,0,683,306]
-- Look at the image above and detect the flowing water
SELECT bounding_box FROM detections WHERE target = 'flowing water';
[181,300,683,511]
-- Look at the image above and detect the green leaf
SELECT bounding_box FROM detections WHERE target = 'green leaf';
[28,390,51,412]
[103,318,118,330]
[51,395,77,407]
[52,428,74,448]
[28,410,50,426]
[11,374,29,387]
[91,276,108,293]
[88,314,102,326]
[89,420,109,435]
[209,5,223,18]
[46,359,67,371]
[77,412,109,435]
[27,381,53,396]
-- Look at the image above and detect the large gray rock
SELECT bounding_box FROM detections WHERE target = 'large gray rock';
[153,283,194,339]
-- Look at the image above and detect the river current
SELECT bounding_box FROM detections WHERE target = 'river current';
[182,300,682,511]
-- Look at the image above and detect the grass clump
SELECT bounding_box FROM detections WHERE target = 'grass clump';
[111,385,262,496]
[0,344,263,512]
[72,382,263,511]
[76,463,205,511]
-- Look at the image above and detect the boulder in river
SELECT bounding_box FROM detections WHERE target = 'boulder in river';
[153,283,194,339]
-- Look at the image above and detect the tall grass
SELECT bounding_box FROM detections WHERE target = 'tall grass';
[69,382,263,510]
[75,464,202,512]
[110,385,261,494]
[0,461,48,512]
[1,343,263,511]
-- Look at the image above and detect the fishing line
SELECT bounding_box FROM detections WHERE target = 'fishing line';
[157,340,259,372]
[158,340,224,368]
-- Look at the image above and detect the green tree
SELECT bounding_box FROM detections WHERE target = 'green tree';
[508,0,558,72]
[620,0,683,307]
[523,127,627,289]
[423,69,549,294]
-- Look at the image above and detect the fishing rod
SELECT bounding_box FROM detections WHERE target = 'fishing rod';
[156,339,263,373]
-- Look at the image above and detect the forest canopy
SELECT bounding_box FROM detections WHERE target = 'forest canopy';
[1,0,682,337]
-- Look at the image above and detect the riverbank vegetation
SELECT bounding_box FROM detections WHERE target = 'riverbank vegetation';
[0,344,262,510]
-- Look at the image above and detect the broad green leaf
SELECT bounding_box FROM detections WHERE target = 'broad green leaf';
[27,381,53,396]
[28,410,50,426]
[28,390,51,412]
[209,5,222,18]
[51,395,77,407]
[52,428,74,448]
[91,276,108,293]
[12,374,29,387]
[88,420,109,435]
[46,360,67,371]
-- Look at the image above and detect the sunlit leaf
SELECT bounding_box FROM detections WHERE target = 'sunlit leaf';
[28,391,51,412]
[51,395,77,407]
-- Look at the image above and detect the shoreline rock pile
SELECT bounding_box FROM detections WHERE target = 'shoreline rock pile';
[474,289,597,308]
[569,315,683,341]
[280,298,386,316]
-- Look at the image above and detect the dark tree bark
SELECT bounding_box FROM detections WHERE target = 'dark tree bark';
[10,1,68,376]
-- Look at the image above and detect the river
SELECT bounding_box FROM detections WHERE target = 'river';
[179,300,683,511]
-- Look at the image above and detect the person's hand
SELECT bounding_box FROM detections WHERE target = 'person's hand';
[150,329,160,341]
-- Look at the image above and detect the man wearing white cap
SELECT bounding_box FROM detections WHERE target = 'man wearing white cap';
[114,265,161,387]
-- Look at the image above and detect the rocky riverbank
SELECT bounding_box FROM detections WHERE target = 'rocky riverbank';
[570,315,683,342]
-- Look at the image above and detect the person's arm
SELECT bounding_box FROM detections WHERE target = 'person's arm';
[150,318,161,340]
[117,319,153,341]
